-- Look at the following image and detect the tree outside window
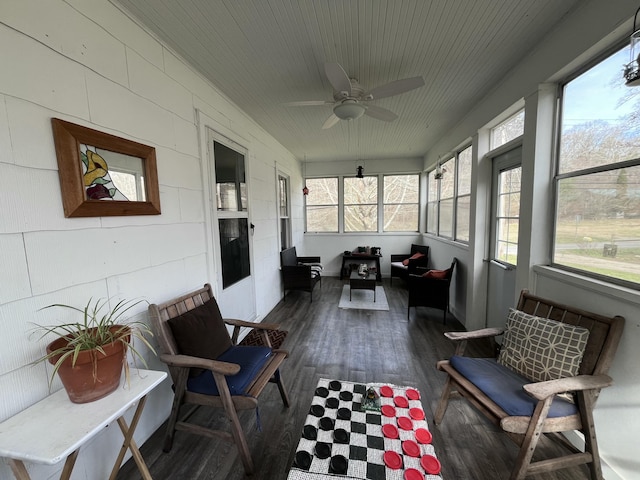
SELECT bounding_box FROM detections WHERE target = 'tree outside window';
[344,176,378,232]
[306,177,338,232]
[554,44,640,286]
[383,175,419,231]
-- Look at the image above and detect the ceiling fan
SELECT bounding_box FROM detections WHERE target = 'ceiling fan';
[286,62,425,129]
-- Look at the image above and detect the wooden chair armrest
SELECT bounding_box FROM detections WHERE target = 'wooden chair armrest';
[390,253,410,262]
[159,353,241,375]
[224,318,281,330]
[444,328,505,342]
[523,374,613,400]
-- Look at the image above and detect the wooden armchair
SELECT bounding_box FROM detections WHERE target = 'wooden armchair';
[434,290,625,480]
[148,283,290,475]
[407,258,457,323]
[390,243,429,285]
[280,246,322,302]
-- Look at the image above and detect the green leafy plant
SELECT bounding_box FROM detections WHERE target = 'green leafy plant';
[32,298,155,387]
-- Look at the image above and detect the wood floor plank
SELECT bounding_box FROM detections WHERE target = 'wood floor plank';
[116,277,590,479]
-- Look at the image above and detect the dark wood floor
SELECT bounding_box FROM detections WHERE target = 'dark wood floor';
[117,277,590,480]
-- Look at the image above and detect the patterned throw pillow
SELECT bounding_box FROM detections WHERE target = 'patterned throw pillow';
[497,308,590,382]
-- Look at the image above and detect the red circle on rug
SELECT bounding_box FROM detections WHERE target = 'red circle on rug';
[404,468,424,480]
[415,428,432,444]
[409,408,425,420]
[382,423,399,439]
[420,454,442,475]
[381,405,396,417]
[383,450,402,469]
[406,388,420,400]
[402,439,420,457]
[397,416,413,430]
[380,385,393,397]
[394,396,409,408]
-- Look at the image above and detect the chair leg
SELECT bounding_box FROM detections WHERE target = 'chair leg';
[509,396,554,480]
[275,371,290,407]
[578,391,604,480]
[163,369,189,452]
[434,375,453,425]
[214,372,254,475]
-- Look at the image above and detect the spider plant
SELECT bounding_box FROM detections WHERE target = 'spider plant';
[32,297,155,388]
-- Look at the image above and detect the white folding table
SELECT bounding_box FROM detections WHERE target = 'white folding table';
[0,368,167,480]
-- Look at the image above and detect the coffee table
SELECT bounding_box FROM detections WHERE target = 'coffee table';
[287,378,442,480]
[350,271,376,302]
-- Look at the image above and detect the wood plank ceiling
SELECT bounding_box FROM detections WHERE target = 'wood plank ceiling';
[111,0,582,163]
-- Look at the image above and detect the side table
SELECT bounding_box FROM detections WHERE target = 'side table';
[340,253,382,281]
[0,368,167,480]
[349,271,376,301]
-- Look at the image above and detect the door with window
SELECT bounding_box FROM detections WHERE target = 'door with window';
[486,146,521,329]
[209,135,256,320]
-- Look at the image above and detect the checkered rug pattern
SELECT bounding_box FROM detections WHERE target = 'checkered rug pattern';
[287,378,443,480]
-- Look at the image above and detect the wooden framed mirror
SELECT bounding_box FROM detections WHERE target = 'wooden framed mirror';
[51,118,161,217]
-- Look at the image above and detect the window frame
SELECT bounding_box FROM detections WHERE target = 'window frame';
[304,176,339,233]
[382,174,421,232]
[425,144,473,241]
[304,172,421,234]
[343,175,379,232]
[551,40,640,289]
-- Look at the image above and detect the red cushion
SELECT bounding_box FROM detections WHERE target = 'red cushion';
[402,252,425,266]
[422,269,447,279]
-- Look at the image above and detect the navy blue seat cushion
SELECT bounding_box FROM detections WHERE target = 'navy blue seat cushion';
[187,345,272,396]
[449,356,577,418]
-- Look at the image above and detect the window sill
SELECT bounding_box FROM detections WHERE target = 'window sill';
[533,265,640,305]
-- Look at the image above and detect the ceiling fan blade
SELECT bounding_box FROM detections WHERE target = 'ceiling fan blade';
[365,105,398,122]
[325,62,352,96]
[284,100,333,107]
[367,76,425,100]
[322,113,341,129]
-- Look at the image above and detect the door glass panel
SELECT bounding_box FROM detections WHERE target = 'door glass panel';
[219,218,250,288]
[495,166,521,265]
[214,142,246,211]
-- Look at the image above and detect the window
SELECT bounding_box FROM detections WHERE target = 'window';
[426,171,438,234]
[305,173,420,233]
[383,174,419,231]
[496,166,521,265]
[491,109,524,149]
[553,44,640,285]
[278,174,291,250]
[455,146,472,242]
[426,145,472,240]
[305,177,338,232]
[344,176,378,232]
[439,157,455,238]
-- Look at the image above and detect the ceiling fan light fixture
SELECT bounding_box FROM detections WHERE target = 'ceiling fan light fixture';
[333,100,366,120]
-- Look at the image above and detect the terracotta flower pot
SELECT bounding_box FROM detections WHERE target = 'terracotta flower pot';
[46,326,129,403]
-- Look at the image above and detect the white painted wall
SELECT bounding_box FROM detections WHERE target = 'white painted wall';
[0,1,299,478]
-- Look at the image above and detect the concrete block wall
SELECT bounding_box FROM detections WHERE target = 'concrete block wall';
[0,1,299,478]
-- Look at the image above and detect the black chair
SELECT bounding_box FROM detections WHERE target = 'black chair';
[407,258,457,323]
[390,244,429,285]
[280,246,322,302]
